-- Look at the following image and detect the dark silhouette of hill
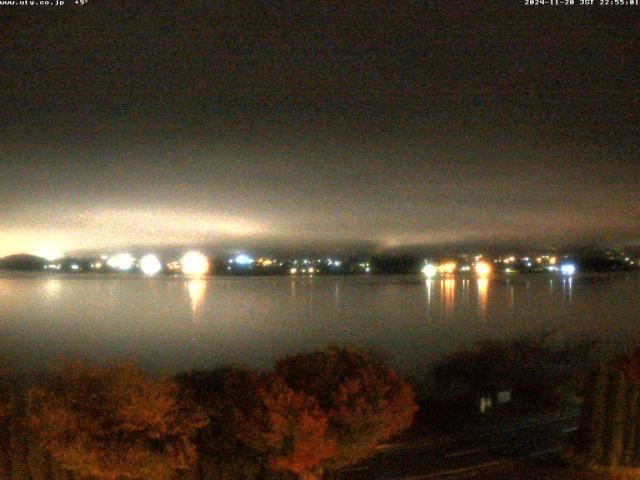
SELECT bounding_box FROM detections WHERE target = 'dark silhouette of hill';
[0,254,47,271]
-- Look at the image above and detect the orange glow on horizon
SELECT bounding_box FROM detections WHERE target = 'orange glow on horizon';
[180,251,210,275]
[475,261,492,276]
[438,262,457,275]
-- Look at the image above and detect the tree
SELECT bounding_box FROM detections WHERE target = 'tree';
[269,347,417,474]
[27,360,208,480]
[178,349,416,479]
[569,349,640,471]
[431,333,596,411]
[0,362,15,479]
[622,382,640,465]
[241,377,337,480]
[176,367,265,480]
[604,370,626,467]
[579,366,609,465]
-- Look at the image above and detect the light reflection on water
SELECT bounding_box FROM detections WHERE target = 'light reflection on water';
[0,272,639,376]
[424,279,432,314]
[187,278,207,319]
[563,276,573,302]
[43,278,61,298]
[477,278,489,315]
[440,277,455,317]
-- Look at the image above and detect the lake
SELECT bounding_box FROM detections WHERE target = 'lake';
[0,272,638,376]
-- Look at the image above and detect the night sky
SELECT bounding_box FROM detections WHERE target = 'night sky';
[1,2,639,258]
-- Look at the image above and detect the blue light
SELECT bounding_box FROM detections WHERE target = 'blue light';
[234,254,254,265]
[560,263,576,275]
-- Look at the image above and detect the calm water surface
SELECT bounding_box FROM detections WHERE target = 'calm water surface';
[0,272,638,376]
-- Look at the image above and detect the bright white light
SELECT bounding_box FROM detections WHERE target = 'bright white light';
[234,254,254,265]
[290,267,297,274]
[422,264,438,278]
[365,267,371,273]
[560,264,576,276]
[308,267,315,274]
[181,251,209,275]
[107,253,134,271]
[70,264,80,271]
[140,254,162,276]
[475,261,492,276]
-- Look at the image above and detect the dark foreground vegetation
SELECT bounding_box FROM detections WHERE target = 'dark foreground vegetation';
[415,333,597,432]
[463,347,640,480]
[566,347,640,473]
[0,335,608,480]
[0,347,416,480]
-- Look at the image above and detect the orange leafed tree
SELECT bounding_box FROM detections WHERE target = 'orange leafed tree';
[0,363,10,424]
[27,360,208,480]
[270,346,418,473]
[239,377,337,479]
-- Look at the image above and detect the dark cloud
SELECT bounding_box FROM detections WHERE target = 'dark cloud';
[1,2,638,257]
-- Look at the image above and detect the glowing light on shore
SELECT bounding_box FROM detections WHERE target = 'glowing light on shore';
[180,251,209,275]
[438,262,457,275]
[140,254,162,276]
[422,264,438,278]
[475,261,492,276]
[107,253,134,271]
[560,263,576,276]
[234,254,254,265]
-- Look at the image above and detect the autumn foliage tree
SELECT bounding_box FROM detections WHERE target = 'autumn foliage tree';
[0,363,11,425]
[27,360,208,480]
[239,377,337,479]
[176,367,266,480]
[0,363,14,479]
[242,347,417,478]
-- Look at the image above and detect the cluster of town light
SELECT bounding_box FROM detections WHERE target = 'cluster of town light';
[106,253,134,271]
[42,250,581,278]
[290,266,316,274]
[422,260,577,277]
[421,261,493,278]
[99,251,210,276]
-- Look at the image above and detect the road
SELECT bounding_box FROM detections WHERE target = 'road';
[337,409,579,479]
